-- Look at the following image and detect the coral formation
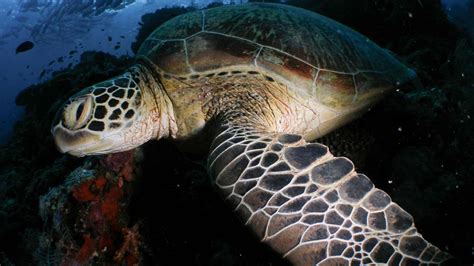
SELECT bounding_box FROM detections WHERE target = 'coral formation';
[0,51,133,265]
[37,151,142,265]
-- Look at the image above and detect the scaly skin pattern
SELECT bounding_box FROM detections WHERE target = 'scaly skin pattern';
[208,125,453,265]
[51,65,177,156]
[166,72,454,264]
[157,65,361,141]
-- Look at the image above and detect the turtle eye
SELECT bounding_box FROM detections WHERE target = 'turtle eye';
[63,96,93,130]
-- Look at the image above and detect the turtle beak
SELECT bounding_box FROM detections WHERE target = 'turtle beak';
[51,126,112,157]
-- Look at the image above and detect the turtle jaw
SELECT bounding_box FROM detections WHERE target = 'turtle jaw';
[51,115,156,157]
[51,125,116,157]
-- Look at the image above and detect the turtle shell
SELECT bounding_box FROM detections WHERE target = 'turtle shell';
[137,3,414,109]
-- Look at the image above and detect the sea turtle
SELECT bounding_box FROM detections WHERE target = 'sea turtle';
[51,3,453,265]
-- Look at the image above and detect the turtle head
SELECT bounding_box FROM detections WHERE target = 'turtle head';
[51,67,175,157]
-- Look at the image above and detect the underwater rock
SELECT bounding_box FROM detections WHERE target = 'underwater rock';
[441,39,474,85]
[16,51,132,114]
[15,41,34,54]
[36,150,142,265]
[318,124,375,169]
[0,50,132,265]
[101,150,135,182]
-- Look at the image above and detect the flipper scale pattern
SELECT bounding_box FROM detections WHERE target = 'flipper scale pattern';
[208,126,453,265]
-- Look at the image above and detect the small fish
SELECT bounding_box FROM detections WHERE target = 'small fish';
[16,41,34,54]
[108,36,112,41]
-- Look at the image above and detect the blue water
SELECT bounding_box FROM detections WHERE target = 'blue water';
[0,0,244,144]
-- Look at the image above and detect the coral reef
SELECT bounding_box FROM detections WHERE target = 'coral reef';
[0,51,133,265]
[1,1,473,265]
[36,151,142,265]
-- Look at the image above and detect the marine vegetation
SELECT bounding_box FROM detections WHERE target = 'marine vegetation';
[0,1,473,265]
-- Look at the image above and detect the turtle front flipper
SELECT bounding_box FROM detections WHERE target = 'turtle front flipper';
[208,125,453,265]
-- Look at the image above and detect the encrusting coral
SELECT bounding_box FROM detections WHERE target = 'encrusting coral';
[37,150,143,265]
